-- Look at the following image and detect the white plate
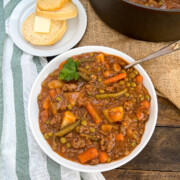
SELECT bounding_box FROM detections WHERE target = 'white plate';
[8,0,87,57]
[28,46,158,172]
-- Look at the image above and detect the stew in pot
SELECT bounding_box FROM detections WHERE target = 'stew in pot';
[129,0,180,9]
[38,52,151,165]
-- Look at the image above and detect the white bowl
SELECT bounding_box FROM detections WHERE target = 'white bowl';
[28,46,158,172]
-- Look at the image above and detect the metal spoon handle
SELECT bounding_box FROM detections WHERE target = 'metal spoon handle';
[124,40,180,69]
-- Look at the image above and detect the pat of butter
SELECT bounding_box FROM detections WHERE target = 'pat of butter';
[34,16,51,33]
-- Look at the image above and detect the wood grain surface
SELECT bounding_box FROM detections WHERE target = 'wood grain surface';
[103,96,180,179]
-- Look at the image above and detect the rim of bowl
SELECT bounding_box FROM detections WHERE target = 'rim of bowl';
[123,0,180,12]
[28,46,158,172]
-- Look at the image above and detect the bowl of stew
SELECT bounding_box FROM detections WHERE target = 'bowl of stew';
[28,46,158,172]
[90,0,180,42]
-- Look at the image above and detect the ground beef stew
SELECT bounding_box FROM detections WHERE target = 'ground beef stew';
[129,0,180,9]
[38,52,151,165]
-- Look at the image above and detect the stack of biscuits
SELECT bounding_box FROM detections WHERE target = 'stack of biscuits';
[22,0,78,46]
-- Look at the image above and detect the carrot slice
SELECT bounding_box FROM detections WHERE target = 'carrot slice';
[59,60,67,70]
[115,134,124,141]
[104,73,127,84]
[86,102,102,124]
[136,75,143,84]
[136,108,144,121]
[99,152,108,163]
[49,89,56,99]
[140,100,150,109]
[43,96,50,110]
[78,147,98,164]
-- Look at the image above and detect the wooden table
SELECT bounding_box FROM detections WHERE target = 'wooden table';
[103,97,180,180]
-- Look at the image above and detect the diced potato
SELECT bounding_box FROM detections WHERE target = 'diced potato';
[101,124,112,132]
[43,96,50,110]
[103,106,124,122]
[61,111,76,128]
[64,92,81,106]
[48,80,64,89]
[49,102,57,115]
[96,54,105,63]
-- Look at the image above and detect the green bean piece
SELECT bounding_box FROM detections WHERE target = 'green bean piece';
[66,143,71,148]
[44,133,49,139]
[60,137,67,144]
[96,88,127,99]
[78,72,91,81]
[99,89,105,94]
[80,134,99,141]
[81,120,87,126]
[55,118,82,137]
[52,135,57,150]
[79,58,94,62]
[68,104,72,110]
[89,127,95,133]
[78,67,91,74]
[56,97,61,101]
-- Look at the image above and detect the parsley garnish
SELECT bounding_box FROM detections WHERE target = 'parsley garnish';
[59,58,79,81]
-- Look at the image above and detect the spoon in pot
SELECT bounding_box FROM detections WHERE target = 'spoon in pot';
[124,40,180,69]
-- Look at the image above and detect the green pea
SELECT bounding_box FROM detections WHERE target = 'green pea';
[46,121,50,125]
[56,97,61,101]
[145,94,150,101]
[68,104,72,110]
[98,67,101,71]
[140,97,145,101]
[131,142,136,147]
[49,72,54,77]
[133,69,139,75]
[86,65,90,69]
[129,87,135,91]
[131,82,137,87]
[60,137,67,144]
[99,89,105,94]
[126,82,131,87]
[48,132,53,137]
[130,94,134,98]
[119,80,125,85]
[124,77,129,82]
[75,126,80,133]
[66,143,71,148]
[44,133,49,139]
[107,157,111,163]
[121,70,126,74]
[90,53,94,57]
[81,120,87,126]
[124,92,130,97]
[129,73,136,78]
[131,98,136,103]
[98,78,102,82]
[134,116,138,121]
[89,127,95,133]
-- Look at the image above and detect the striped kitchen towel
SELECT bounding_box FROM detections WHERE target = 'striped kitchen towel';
[0,0,105,179]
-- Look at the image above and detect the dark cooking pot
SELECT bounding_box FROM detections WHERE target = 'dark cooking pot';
[89,0,180,42]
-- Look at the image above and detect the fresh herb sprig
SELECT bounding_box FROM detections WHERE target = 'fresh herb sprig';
[59,58,79,81]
